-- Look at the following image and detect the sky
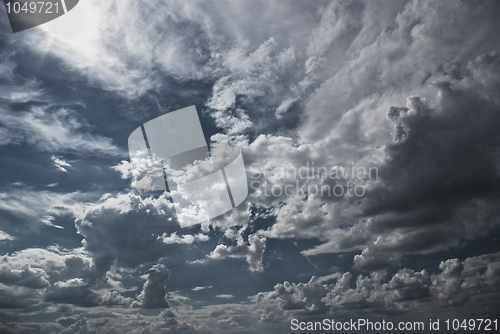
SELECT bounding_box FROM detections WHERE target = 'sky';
[0,0,500,333]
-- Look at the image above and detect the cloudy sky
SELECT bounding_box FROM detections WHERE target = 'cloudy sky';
[0,0,500,333]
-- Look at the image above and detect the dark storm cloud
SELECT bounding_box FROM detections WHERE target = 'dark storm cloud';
[0,265,49,289]
[350,81,500,270]
[370,84,500,218]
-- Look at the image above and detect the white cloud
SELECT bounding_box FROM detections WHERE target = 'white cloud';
[215,294,234,299]
[54,278,86,288]
[0,230,14,241]
[159,232,209,244]
[133,264,170,309]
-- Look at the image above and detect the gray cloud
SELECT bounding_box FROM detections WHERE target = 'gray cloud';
[134,264,170,309]
[253,76,500,271]
[208,234,266,272]
[254,252,500,321]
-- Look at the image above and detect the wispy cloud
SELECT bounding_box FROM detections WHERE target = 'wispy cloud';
[215,294,234,299]
[51,156,72,172]
[0,106,122,155]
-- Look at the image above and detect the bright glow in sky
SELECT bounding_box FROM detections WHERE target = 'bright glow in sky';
[41,0,99,53]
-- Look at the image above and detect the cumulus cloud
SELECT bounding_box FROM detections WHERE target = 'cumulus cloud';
[254,252,500,321]
[0,189,84,224]
[275,97,299,120]
[134,264,170,309]
[301,0,500,142]
[1,0,500,332]
[208,234,266,272]
[468,52,500,98]
[0,265,49,289]
[159,232,209,245]
[256,277,329,313]
[0,247,131,308]
[74,192,181,269]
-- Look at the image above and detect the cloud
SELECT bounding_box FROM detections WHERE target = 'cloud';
[0,284,45,309]
[0,247,131,308]
[45,287,131,308]
[250,78,500,271]
[300,0,500,142]
[0,265,49,289]
[215,294,234,299]
[0,231,14,241]
[44,285,103,307]
[51,156,72,173]
[0,189,84,223]
[256,277,329,313]
[468,51,500,98]
[159,232,209,245]
[74,192,181,269]
[1,1,500,332]
[0,106,121,155]
[134,264,170,309]
[306,0,363,57]
[275,97,299,120]
[254,252,500,320]
[0,252,498,333]
[0,53,17,81]
[206,37,297,134]
[0,79,44,104]
[313,273,342,284]
[208,234,266,272]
